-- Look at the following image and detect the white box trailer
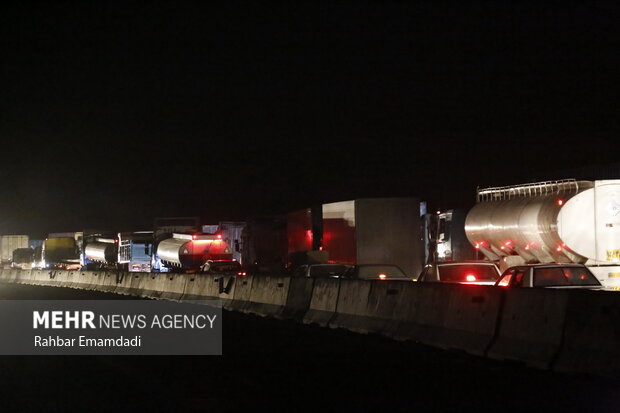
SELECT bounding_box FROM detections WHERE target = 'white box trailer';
[320,198,423,277]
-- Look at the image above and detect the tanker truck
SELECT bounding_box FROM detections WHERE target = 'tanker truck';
[81,231,119,270]
[465,179,620,287]
[153,233,232,273]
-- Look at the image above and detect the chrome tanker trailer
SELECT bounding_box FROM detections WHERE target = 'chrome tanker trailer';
[82,233,119,270]
[465,179,620,286]
[154,233,232,272]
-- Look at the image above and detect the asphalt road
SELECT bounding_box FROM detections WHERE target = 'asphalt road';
[0,282,618,412]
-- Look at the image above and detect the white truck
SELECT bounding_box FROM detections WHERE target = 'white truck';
[465,179,620,287]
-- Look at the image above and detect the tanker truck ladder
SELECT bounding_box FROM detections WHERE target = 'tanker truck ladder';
[476,179,582,202]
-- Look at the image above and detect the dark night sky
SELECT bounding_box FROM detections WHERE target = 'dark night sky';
[1,1,618,238]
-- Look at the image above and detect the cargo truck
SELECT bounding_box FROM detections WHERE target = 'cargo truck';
[153,233,233,273]
[42,232,83,270]
[465,179,620,287]
[287,198,423,277]
[422,209,477,264]
[118,231,154,272]
[11,248,35,269]
[0,235,29,268]
[241,216,288,274]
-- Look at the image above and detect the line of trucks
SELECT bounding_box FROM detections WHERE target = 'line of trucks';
[1,220,245,274]
[1,178,618,286]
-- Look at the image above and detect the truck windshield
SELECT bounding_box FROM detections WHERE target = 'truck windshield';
[533,267,600,287]
[438,264,499,282]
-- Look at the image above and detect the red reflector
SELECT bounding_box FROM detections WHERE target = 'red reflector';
[465,274,476,282]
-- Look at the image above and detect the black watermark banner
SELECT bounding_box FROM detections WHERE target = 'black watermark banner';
[0,300,222,355]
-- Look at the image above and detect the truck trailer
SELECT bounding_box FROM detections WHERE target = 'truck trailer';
[11,248,35,269]
[42,232,83,270]
[81,231,119,270]
[153,233,233,273]
[287,198,423,277]
[465,179,620,286]
[0,235,29,268]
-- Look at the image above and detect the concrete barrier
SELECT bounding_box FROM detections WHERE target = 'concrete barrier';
[212,275,236,307]
[140,272,187,300]
[402,284,503,356]
[364,280,418,338]
[179,274,234,310]
[52,270,71,289]
[228,276,254,312]
[96,271,117,293]
[35,269,57,287]
[14,269,32,284]
[5,269,21,284]
[72,271,98,290]
[113,271,135,296]
[126,272,151,298]
[140,273,164,298]
[182,274,215,301]
[279,277,315,321]
[328,279,373,333]
[302,277,342,327]
[2,265,620,378]
[553,289,620,376]
[63,271,79,288]
[245,276,291,317]
[85,271,103,290]
[487,288,569,369]
[25,270,42,286]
